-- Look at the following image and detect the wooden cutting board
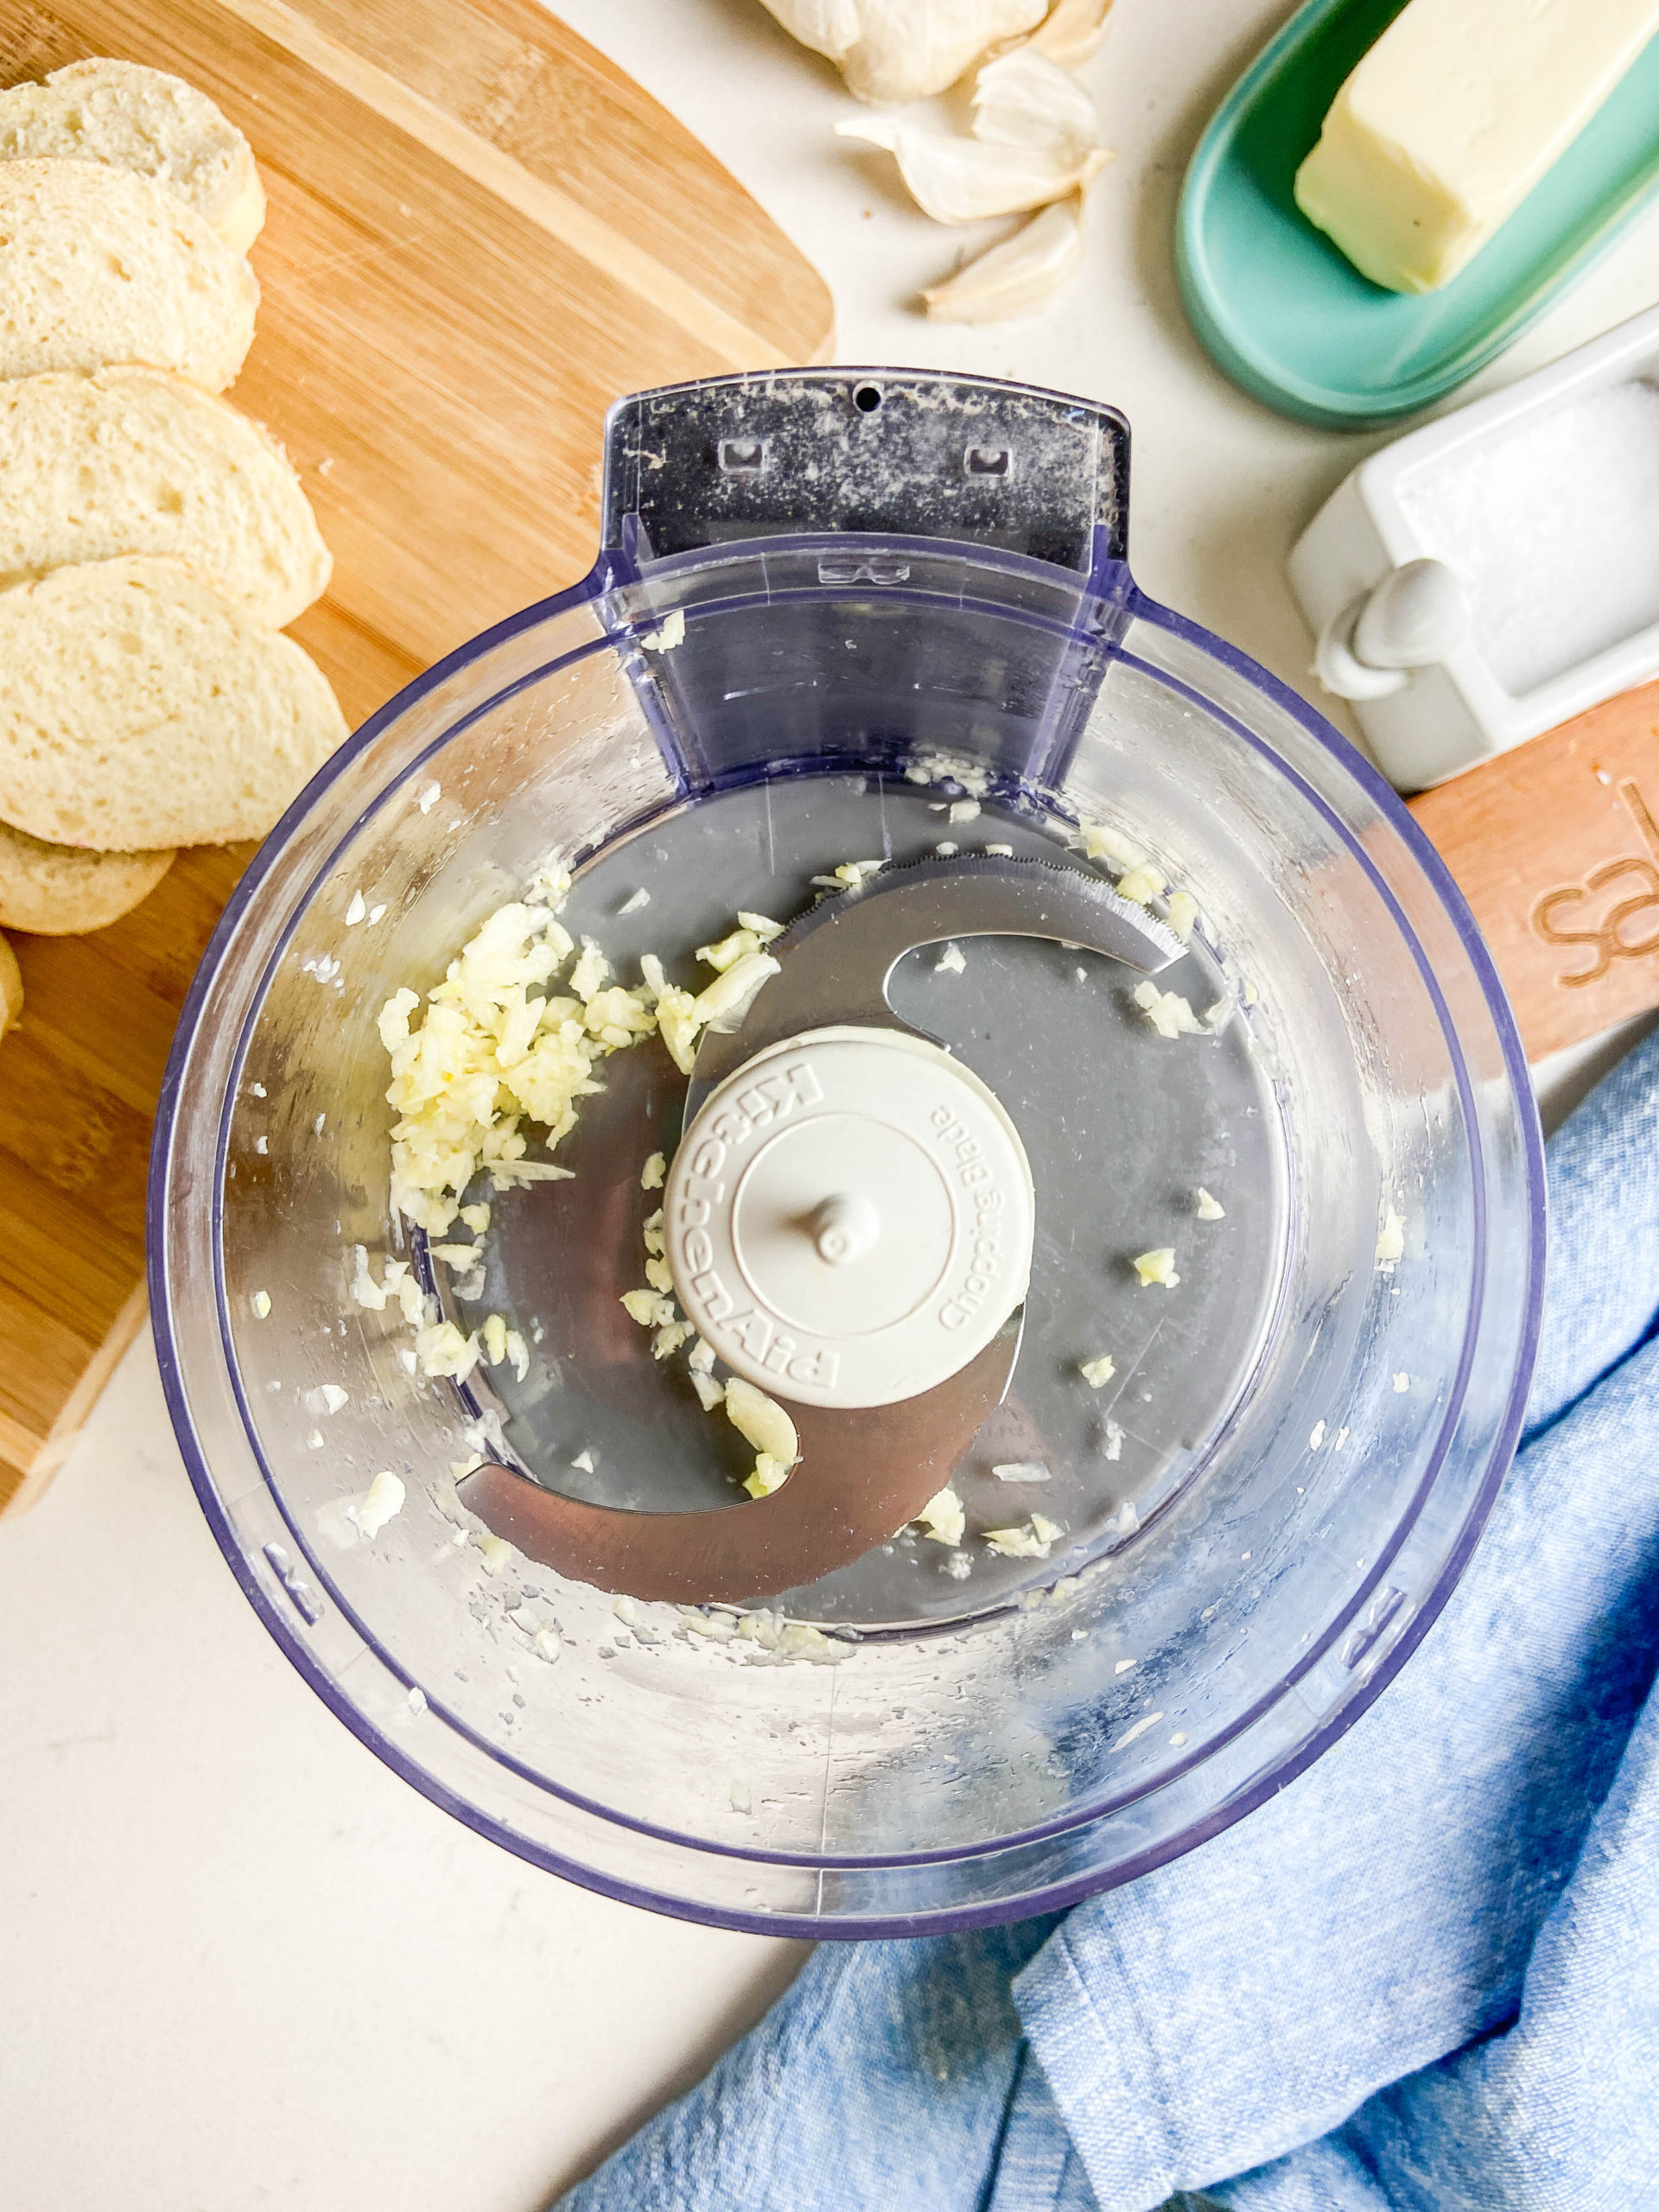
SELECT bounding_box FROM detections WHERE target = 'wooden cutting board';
[1410,680,1659,1063]
[0,0,832,1514]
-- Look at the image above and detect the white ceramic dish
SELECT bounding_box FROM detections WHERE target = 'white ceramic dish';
[1288,302,1659,791]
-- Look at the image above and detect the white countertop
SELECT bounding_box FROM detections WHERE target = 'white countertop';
[4,5,1657,2206]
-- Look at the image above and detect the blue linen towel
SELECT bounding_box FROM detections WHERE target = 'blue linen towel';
[559,1028,1659,2212]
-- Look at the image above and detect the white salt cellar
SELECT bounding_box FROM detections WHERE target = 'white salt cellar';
[1288,303,1659,791]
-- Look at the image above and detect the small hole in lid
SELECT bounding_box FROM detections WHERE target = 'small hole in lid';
[718,436,766,474]
[852,382,882,414]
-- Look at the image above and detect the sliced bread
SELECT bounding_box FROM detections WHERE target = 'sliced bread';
[0,369,331,628]
[0,556,349,851]
[0,931,21,1041]
[0,159,257,391]
[0,58,265,253]
[0,817,174,935]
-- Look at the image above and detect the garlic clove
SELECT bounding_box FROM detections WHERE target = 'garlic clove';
[922,191,1085,321]
[760,0,861,62]
[760,0,1046,105]
[838,112,1105,221]
[970,44,1100,152]
[1028,0,1114,67]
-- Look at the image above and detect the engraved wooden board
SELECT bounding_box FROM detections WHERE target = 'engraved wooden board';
[0,0,832,1514]
[1409,680,1659,1062]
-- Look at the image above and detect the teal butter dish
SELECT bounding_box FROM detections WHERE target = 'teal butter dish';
[1176,0,1659,429]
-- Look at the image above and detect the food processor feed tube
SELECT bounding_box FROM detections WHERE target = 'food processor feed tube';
[153,371,1544,1933]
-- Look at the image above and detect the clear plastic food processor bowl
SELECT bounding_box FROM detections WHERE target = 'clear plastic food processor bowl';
[151,373,1543,1934]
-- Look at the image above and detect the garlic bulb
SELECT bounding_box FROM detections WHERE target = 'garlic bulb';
[1027,0,1113,66]
[922,191,1085,319]
[970,45,1099,151]
[760,0,1046,105]
[839,111,1103,220]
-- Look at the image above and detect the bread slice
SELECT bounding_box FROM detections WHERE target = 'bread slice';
[0,58,265,254]
[0,369,331,629]
[0,557,349,851]
[0,930,21,1039]
[0,817,174,935]
[0,160,257,391]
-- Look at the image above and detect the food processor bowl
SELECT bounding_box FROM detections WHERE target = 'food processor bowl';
[151,372,1544,1934]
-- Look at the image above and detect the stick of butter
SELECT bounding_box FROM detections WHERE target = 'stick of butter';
[1294,0,1659,295]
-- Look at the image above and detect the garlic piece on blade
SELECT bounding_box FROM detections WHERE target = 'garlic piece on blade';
[839,111,1105,221]
[923,193,1084,321]
[970,46,1100,152]
[724,1376,800,1469]
[760,0,1046,105]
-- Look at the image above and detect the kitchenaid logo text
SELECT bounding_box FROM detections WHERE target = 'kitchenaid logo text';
[671,1058,841,1390]
[928,1103,1007,1331]
[1531,777,1659,988]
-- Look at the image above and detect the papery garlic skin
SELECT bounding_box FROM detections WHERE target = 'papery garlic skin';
[970,45,1100,151]
[1026,0,1114,67]
[838,111,1104,220]
[760,0,1046,103]
[922,191,1084,320]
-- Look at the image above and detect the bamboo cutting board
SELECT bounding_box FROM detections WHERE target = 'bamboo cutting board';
[1410,681,1659,1063]
[0,0,832,1513]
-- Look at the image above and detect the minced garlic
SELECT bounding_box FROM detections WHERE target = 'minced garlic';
[649,947,781,1076]
[640,1151,665,1191]
[724,1376,799,1467]
[379,1261,427,1327]
[1077,820,1142,870]
[690,1368,726,1411]
[1132,980,1202,1039]
[1376,1206,1406,1267]
[742,1452,791,1499]
[1164,890,1199,942]
[915,1487,966,1545]
[983,1512,1062,1560]
[378,881,656,1237]
[811,859,885,893]
[1193,1187,1225,1220]
[347,1249,405,1314]
[1078,1353,1116,1388]
[350,1469,405,1537]
[723,1376,799,1497]
[697,927,765,973]
[416,1319,480,1379]
[1115,864,1167,906]
[1132,1248,1180,1288]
